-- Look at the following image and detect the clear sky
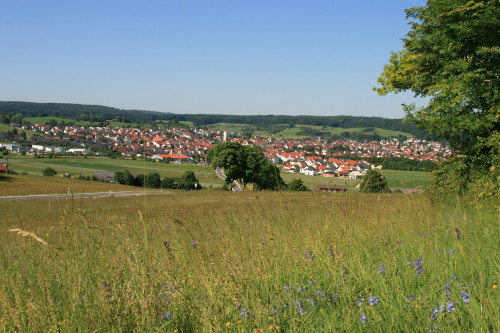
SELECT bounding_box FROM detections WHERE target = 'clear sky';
[1,0,427,118]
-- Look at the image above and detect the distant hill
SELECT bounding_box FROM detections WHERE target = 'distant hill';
[0,101,433,139]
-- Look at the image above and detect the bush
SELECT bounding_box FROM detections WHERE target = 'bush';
[359,169,390,193]
[42,167,57,176]
[287,178,309,191]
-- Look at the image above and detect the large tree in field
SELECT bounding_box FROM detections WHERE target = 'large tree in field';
[206,142,284,190]
[375,0,499,203]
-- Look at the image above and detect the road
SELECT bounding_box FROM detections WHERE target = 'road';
[0,190,165,201]
[215,167,242,191]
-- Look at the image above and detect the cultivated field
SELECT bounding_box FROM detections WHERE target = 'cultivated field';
[4,157,430,190]
[5,157,225,189]
[0,191,497,332]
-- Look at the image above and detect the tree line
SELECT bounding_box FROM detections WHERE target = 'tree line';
[0,101,433,139]
[114,170,201,190]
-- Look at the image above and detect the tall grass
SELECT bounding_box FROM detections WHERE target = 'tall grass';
[0,192,498,331]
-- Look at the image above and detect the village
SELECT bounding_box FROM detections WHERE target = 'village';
[0,122,451,179]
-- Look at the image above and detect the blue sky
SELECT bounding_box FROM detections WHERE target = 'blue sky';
[1,0,427,118]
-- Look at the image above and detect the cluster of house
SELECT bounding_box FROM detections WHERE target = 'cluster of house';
[281,156,372,179]
[1,122,451,176]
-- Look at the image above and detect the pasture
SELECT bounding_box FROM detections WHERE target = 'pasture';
[0,191,497,332]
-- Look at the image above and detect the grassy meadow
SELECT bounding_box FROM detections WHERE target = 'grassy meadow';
[204,123,414,140]
[0,174,143,196]
[0,191,498,332]
[5,157,226,189]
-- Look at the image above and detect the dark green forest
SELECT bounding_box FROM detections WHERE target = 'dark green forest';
[0,101,432,139]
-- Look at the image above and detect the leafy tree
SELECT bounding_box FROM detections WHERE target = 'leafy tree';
[253,162,285,191]
[359,170,390,193]
[114,169,134,185]
[10,113,23,125]
[133,174,145,187]
[161,177,178,189]
[375,0,499,202]
[206,142,248,188]
[145,172,161,188]
[42,167,57,176]
[177,171,201,190]
[287,178,309,191]
[206,142,283,190]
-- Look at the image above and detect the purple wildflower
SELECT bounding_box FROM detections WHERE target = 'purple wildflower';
[261,235,266,245]
[368,296,380,306]
[454,227,461,241]
[409,256,424,277]
[460,291,470,303]
[447,249,454,255]
[358,297,365,306]
[444,283,451,296]
[379,263,386,275]
[446,302,456,313]
[161,312,172,320]
[359,312,366,324]
[191,239,197,249]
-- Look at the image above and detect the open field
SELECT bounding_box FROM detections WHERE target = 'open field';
[205,123,415,139]
[0,124,37,137]
[4,157,226,189]
[0,174,144,196]
[0,191,497,332]
[4,157,431,191]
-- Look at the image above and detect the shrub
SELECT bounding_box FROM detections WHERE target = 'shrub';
[42,167,57,176]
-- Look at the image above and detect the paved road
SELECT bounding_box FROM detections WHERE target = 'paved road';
[0,190,165,201]
[215,167,242,191]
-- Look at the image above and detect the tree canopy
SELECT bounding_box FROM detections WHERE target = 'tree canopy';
[206,142,284,190]
[359,170,390,193]
[375,0,499,203]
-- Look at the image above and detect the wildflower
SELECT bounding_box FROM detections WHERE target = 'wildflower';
[451,275,457,280]
[328,247,333,256]
[343,265,349,276]
[359,312,366,324]
[454,227,461,241]
[460,291,470,303]
[409,256,424,277]
[161,312,172,320]
[298,286,302,292]
[447,249,454,255]
[444,283,451,296]
[240,308,249,318]
[493,284,498,290]
[225,322,231,327]
[378,263,385,275]
[358,298,365,306]
[191,239,197,249]
[368,296,380,306]
[261,235,266,245]
[164,241,174,258]
[293,250,298,255]
[446,302,456,313]
[431,308,439,320]
[306,251,314,260]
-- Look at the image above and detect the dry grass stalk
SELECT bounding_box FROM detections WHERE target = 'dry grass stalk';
[7,228,53,248]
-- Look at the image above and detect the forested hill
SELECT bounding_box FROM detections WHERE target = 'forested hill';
[0,101,431,138]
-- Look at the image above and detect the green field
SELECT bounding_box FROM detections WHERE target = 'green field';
[0,191,497,331]
[5,157,431,191]
[205,123,415,139]
[5,157,225,188]
[0,123,37,137]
